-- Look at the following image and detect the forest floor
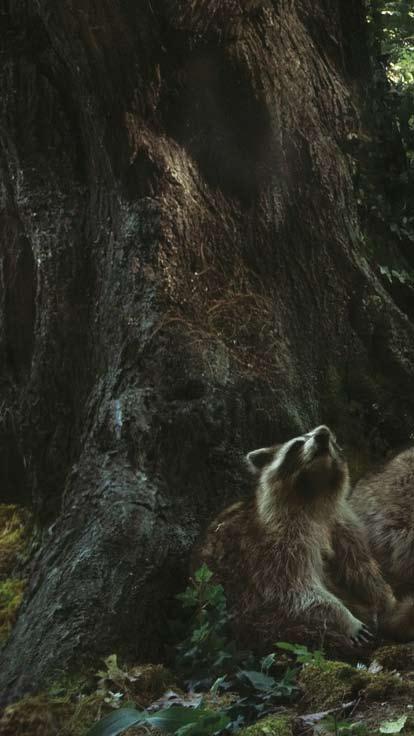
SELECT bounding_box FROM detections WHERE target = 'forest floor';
[1,640,414,736]
[1,505,414,736]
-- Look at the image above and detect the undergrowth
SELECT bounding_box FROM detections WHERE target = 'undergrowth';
[83,566,413,736]
[85,564,324,736]
[2,563,408,736]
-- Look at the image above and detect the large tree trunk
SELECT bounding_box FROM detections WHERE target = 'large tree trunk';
[1,0,414,700]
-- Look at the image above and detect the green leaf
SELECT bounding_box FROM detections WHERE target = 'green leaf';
[204,584,226,606]
[176,725,198,736]
[309,649,327,667]
[191,622,210,644]
[237,669,276,692]
[85,708,144,736]
[380,715,408,734]
[276,641,308,654]
[195,564,214,583]
[175,565,233,676]
[147,705,230,735]
[86,704,230,736]
[276,642,325,666]
[210,675,228,696]
[276,667,298,696]
[176,588,198,607]
[146,706,208,732]
[261,653,276,673]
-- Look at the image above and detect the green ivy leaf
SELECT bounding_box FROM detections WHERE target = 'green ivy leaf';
[195,564,214,583]
[176,588,199,607]
[204,584,226,606]
[191,622,210,644]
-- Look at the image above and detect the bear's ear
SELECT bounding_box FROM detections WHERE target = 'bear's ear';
[245,447,276,474]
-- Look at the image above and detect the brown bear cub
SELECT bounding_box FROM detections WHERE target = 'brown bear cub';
[198,426,395,651]
[351,447,414,602]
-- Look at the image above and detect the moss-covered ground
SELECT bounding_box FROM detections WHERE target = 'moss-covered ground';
[1,644,414,736]
[0,661,176,736]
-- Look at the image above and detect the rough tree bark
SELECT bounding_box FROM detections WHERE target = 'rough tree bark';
[1,0,414,700]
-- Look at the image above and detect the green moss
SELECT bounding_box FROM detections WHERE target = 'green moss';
[47,671,95,699]
[299,660,411,709]
[96,658,176,708]
[0,504,31,646]
[128,663,176,704]
[0,578,25,644]
[0,504,30,578]
[0,505,23,527]
[60,692,105,736]
[372,644,414,671]
[0,662,177,736]
[364,671,413,701]
[299,661,366,709]
[0,694,71,736]
[240,714,294,736]
[0,691,104,736]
